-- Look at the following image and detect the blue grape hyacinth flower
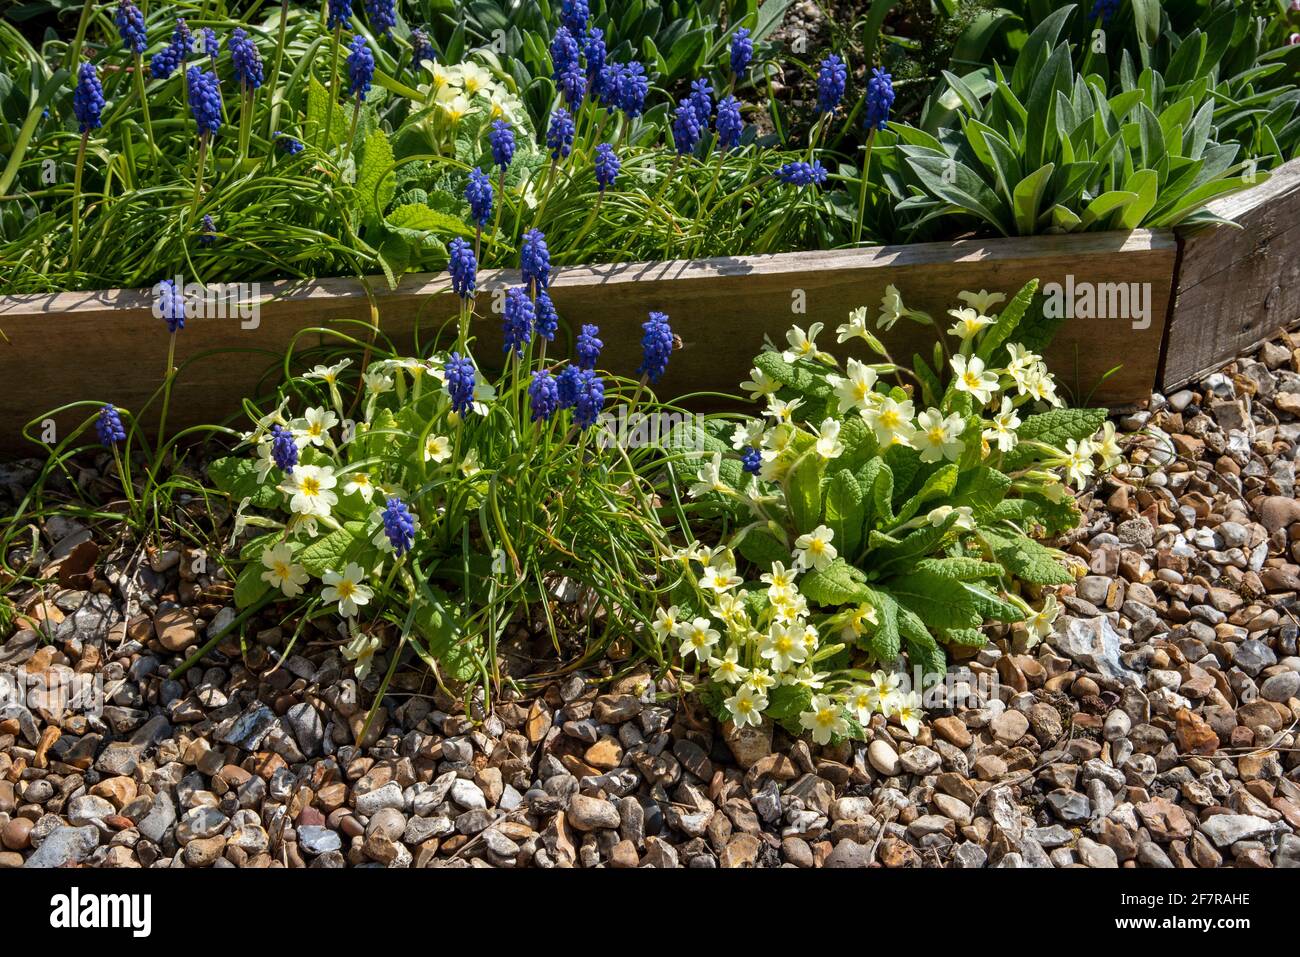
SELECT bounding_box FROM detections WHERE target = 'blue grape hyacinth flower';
[730,27,752,76]
[201,27,220,62]
[448,237,477,299]
[716,95,743,150]
[776,159,828,186]
[502,287,534,356]
[444,352,476,416]
[72,62,105,133]
[864,67,894,131]
[465,167,493,227]
[741,446,762,475]
[327,0,352,31]
[187,67,223,136]
[521,229,551,290]
[96,405,126,447]
[550,26,580,78]
[200,214,216,247]
[619,62,648,117]
[558,61,586,109]
[584,28,606,92]
[575,324,602,370]
[672,101,701,155]
[598,61,625,110]
[411,27,435,67]
[365,0,397,36]
[529,370,560,422]
[557,364,583,408]
[489,119,515,170]
[115,1,147,56]
[1091,0,1120,24]
[817,54,847,114]
[637,311,673,383]
[150,19,191,79]
[382,496,417,556]
[573,370,605,429]
[593,143,619,191]
[688,78,713,129]
[534,289,558,341]
[230,28,264,90]
[547,107,575,159]
[157,278,186,332]
[348,35,374,99]
[560,0,589,37]
[270,423,298,471]
[275,130,304,154]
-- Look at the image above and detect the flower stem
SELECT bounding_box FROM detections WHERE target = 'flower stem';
[133,54,160,169]
[853,128,877,246]
[324,24,342,149]
[266,0,291,140]
[69,130,89,272]
[190,133,208,216]
[156,330,178,461]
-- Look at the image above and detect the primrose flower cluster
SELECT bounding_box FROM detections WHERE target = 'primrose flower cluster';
[668,283,1119,739]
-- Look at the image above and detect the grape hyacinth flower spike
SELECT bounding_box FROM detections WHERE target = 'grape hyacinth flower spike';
[556,364,583,408]
[348,35,375,100]
[270,423,298,472]
[776,160,828,187]
[96,405,126,447]
[533,289,558,344]
[411,27,435,68]
[688,78,713,130]
[636,311,674,384]
[716,95,743,151]
[816,54,847,115]
[547,107,575,160]
[619,62,648,118]
[573,371,605,429]
[230,28,264,91]
[560,0,589,37]
[489,119,515,171]
[741,447,762,475]
[550,26,580,79]
[520,228,551,291]
[115,1,146,55]
[327,0,352,31]
[157,278,186,333]
[200,213,216,247]
[188,67,223,137]
[275,131,304,154]
[448,236,477,300]
[864,67,894,131]
[381,496,416,556]
[672,100,701,156]
[529,371,560,422]
[150,19,191,79]
[465,167,493,230]
[558,61,586,110]
[593,143,619,192]
[575,324,602,370]
[202,27,220,65]
[365,0,397,36]
[730,27,752,78]
[1091,0,1120,24]
[444,352,476,416]
[502,287,534,357]
[584,29,606,94]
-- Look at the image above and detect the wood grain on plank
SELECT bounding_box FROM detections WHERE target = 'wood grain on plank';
[0,230,1176,454]
[1161,157,1300,391]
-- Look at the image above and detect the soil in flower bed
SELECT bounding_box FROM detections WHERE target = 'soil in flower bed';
[3,325,1300,867]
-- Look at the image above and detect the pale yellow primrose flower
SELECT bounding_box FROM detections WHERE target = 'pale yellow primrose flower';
[792,525,837,572]
[1064,438,1095,486]
[862,395,915,448]
[689,452,729,498]
[957,289,1006,314]
[740,367,780,399]
[781,322,824,362]
[946,307,994,342]
[800,694,849,745]
[321,562,373,617]
[951,354,999,405]
[725,685,767,728]
[913,408,966,464]
[813,417,844,459]
[759,622,809,672]
[836,306,871,344]
[709,647,748,685]
[280,464,338,517]
[260,543,308,598]
[1021,594,1059,648]
[889,690,924,737]
[826,358,879,414]
[983,397,1021,452]
[677,617,721,661]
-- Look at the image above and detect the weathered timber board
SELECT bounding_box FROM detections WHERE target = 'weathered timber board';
[0,229,1176,454]
[1161,157,1300,391]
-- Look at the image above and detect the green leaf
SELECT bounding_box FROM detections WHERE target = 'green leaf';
[388,201,474,238]
[412,587,480,685]
[895,603,947,678]
[915,557,1002,581]
[887,569,983,630]
[981,528,1073,585]
[297,521,369,577]
[978,279,1039,363]
[890,463,959,529]
[799,559,871,607]
[735,524,790,570]
[305,76,352,149]
[1002,407,1107,470]
[234,562,271,610]
[961,582,1027,623]
[766,683,812,723]
[208,456,282,509]
[823,470,864,560]
[786,451,825,534]
[861,586,901,662]
[356,127,397,230]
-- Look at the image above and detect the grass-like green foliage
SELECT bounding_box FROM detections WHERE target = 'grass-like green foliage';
[666,279,1117,742]
[872,5,1285,238]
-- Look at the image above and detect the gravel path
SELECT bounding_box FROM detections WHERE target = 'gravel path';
[2,330,1300,868]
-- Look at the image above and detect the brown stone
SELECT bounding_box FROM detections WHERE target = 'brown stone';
[932,716,972,749]
[1174,708,1219,755]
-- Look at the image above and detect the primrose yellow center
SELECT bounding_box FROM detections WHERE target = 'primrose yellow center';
[809,540,825,555]
[816,708,835,727]
[737,698,754,713]
[301,477,320,495]
[927,426,946,445]
[274,561,291,579]
[880,410,900,429]
[963,372,981,389]
[775,635,794,654]
[336,581,356,599]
